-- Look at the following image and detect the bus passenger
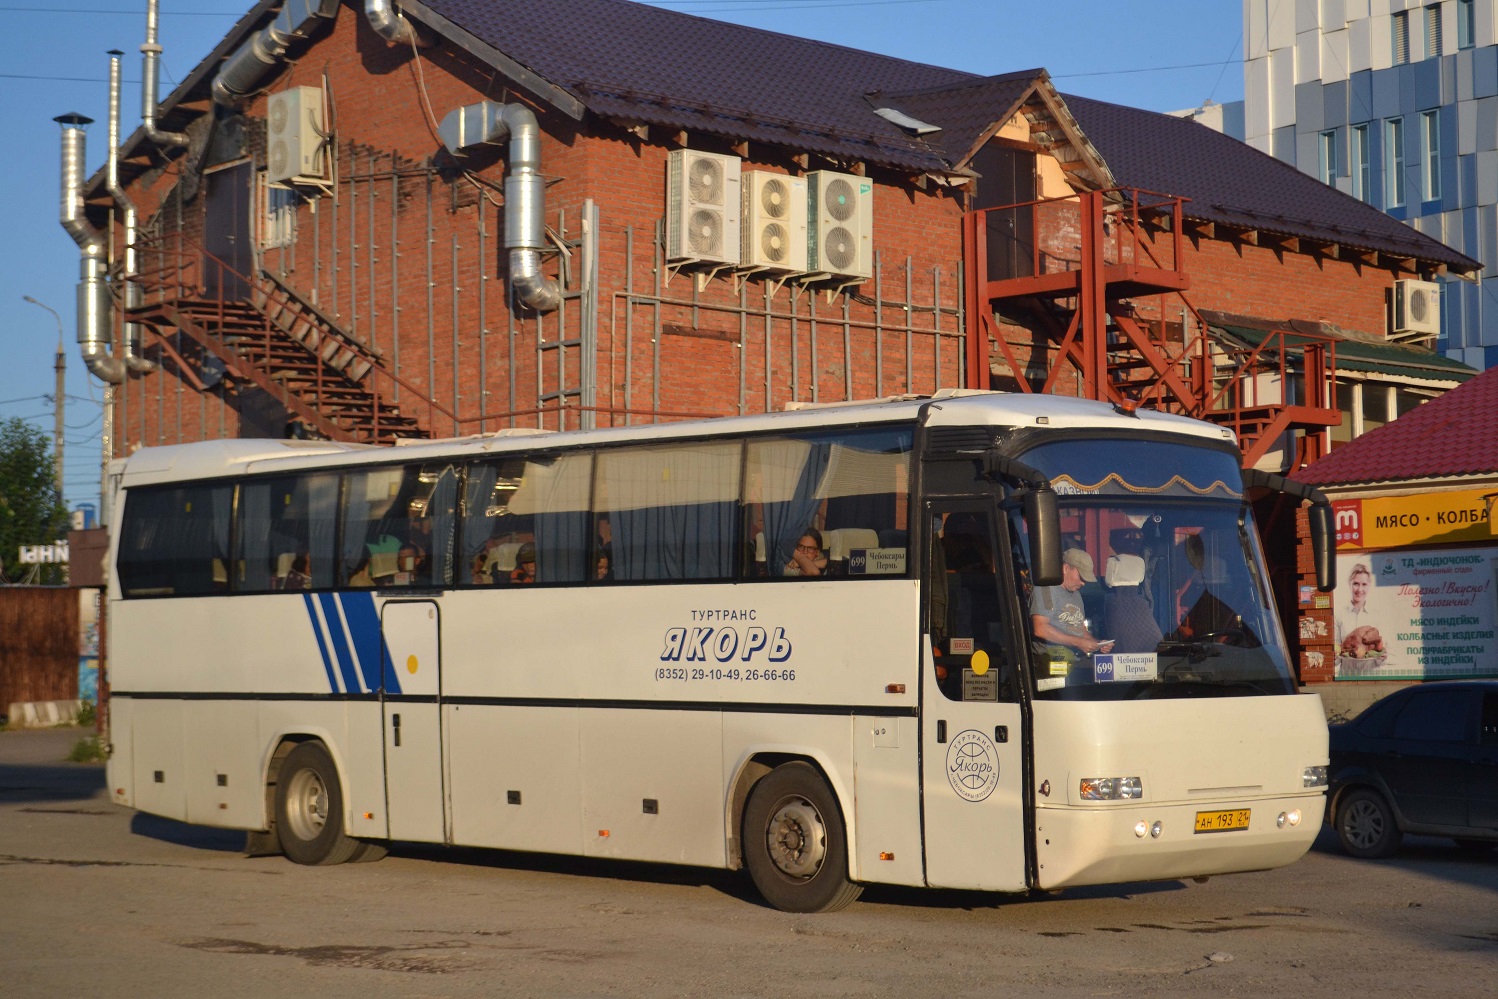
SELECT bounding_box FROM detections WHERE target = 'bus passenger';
[511,542,537,584]
[279,553,313,591]
[784,528,827,577]
[396,545,427,585]
[1030,548,1113,661]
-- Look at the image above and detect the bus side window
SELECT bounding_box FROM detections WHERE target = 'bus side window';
[596,442,739,582]
[118,483,233,598]
[741,427,912,581]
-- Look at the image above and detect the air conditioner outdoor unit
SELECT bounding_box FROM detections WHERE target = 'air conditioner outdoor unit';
[1392,279,1441,339]
[267,86,328,187]
[665,149,741,265]
[740,171,808,272]
[807,170,873,281]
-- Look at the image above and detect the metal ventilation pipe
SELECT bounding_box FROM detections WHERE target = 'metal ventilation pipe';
[439,102,561,312]
[55,113,126,385]
[141,0,189,147]
[108,50,154,374]
[211,19,292,106]
[211,1,341,107]
[365,0,424,47]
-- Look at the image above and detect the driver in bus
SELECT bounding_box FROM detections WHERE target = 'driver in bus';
[1030,548,1113,675]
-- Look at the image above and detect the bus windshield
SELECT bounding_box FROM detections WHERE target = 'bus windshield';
[1014,437,1296,700]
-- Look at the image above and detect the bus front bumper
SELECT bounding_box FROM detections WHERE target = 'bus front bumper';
[1033,793,1324,890]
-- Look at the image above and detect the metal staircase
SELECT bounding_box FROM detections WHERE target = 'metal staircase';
[963,188,1341,470]
[126,232,428,445]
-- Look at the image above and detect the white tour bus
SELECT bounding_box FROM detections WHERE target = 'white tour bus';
[103,390,1335,912]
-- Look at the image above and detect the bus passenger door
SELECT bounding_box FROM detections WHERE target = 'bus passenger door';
[381,600,446,843]
[920,502,1028,891]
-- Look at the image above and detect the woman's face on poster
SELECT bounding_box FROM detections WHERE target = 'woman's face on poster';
[1349,570,1370,608]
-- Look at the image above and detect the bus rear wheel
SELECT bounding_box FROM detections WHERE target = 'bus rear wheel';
[743,762,862,913]
[275,742,366,866]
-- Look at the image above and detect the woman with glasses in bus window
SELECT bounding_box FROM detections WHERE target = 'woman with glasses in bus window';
[784,528,827,577]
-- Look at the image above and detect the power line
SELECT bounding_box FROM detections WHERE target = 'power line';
[0,5,239,13]
[648,0,940,6]
[1053,60,1237,80]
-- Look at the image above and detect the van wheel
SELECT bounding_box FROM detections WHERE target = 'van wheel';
[743,762,862,913]
[274,742,364,866]
[1336,788,1401,859]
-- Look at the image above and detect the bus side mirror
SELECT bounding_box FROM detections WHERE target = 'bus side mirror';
[1309,502,1335,592]
[1025,488,1062,587]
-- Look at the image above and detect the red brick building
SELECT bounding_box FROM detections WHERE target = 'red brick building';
[60,0,1482,680]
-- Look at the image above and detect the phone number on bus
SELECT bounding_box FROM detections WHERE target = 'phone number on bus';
[655,667,797,682]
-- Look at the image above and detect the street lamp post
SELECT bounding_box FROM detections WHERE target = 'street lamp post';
[22,295,65,505]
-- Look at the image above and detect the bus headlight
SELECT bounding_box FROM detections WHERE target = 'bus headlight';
[1302,766,1328,788]
[1079,777,1143,800]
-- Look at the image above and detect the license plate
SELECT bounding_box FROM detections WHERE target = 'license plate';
[1194,809,1251,833]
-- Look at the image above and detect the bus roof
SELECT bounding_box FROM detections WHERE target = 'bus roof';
[115,391,1235,486]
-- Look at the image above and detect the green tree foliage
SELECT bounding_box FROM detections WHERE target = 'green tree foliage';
[0,417,69,584]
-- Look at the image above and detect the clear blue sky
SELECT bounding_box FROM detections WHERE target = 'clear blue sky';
[0,0,1243,514]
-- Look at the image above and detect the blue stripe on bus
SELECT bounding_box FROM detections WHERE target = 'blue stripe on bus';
[303,593,338,692]
[317,592,363,694]
[341,592,398,695]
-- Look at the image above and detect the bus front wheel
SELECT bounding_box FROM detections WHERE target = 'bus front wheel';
[743,762,862,913]
[275,742,366,866]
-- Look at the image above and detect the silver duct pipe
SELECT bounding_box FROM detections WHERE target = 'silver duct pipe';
[365,0,423,47]
[108,51,154,374]
[211,17,292,106]
[141,0,190,147]
[212,0,341,107]
[55,113,126,385]
[439,102,561,312]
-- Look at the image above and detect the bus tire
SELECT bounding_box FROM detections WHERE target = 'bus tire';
[274,742,363,866]
[349,839,389,863]
[1335,787,1401,859]
[743,762,862,913]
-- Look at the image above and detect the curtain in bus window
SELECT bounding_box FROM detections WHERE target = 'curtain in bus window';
[416,464,459,586]
[238,474,338,592]
[341,467,403,584]
[751,438,833,578]
[239,482,274,592]
[821,441,906,536]
[507,453,592,583]
[600,443,739,581]
[305,475,337,588]
[460,461,501,583]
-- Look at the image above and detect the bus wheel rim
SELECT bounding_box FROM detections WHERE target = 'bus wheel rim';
[765,796,827,879]
[285,768,329,841]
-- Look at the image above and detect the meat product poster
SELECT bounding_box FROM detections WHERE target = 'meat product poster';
[1334,546,1498,680]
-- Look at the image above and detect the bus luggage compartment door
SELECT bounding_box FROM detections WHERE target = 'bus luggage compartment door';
[380,600,447,843]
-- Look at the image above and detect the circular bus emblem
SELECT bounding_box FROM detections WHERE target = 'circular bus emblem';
[946,729,1000,802]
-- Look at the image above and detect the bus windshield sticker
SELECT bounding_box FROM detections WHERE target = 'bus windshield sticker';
[1092,652,1159,683]
[848,548,906,575]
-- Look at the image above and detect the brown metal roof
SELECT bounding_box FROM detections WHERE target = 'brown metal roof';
[97,0,1479,275]
[1295,363,1498,486]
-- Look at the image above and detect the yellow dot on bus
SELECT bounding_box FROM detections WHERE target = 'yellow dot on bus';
[406,654,419,675]
[971,649,990,676]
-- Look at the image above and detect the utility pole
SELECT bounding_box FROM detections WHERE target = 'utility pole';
[23,295,66,504]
